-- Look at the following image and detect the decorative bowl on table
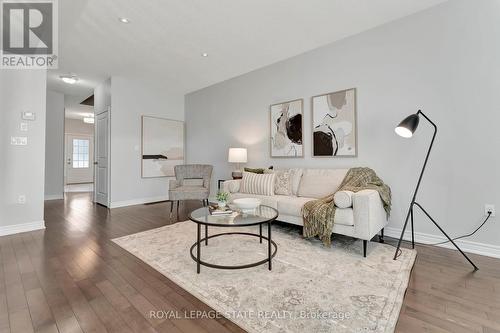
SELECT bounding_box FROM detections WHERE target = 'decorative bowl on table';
[233,198,261,212]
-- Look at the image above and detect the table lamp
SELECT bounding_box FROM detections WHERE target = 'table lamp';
[228,148,247,179]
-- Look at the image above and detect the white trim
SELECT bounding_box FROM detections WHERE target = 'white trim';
[45,194,64,200]
[110,195,169,209]
[0,220,45,236]
[385,227,500,259]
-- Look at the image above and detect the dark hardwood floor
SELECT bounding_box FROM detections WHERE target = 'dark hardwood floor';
[1,192,499,333]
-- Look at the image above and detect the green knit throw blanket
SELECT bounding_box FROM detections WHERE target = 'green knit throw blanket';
[302,167,391,246]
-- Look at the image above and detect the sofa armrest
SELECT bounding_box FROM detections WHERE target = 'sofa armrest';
[169,179,181,190]
[352,189,388,240]
[222,180,241,194]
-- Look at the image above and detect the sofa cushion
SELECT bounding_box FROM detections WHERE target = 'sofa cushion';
[297,169,348,198]
[275,195,315,217]
[240,172,275,196]
[334,208,354,226]
[229,192,278,209]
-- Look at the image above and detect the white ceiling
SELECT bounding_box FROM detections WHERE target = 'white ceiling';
[48,0,447,102]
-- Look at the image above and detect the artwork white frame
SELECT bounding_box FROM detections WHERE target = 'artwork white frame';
[141,116,185,178]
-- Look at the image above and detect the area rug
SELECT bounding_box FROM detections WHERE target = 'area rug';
[112,222,416,333]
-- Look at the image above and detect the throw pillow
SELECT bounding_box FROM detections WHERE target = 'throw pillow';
[240,172,275,196]
[288,168,303,195]
[334,190,354,208]
[266,168,303,195]
[274,170,293,196]
[244,167,265,174]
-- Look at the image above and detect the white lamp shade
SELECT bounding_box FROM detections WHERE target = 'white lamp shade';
[228,148,247,163]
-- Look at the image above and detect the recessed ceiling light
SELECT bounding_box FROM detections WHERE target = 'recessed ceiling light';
[201,53,208,57]
[118,17,130,24]
[60,74,78,84]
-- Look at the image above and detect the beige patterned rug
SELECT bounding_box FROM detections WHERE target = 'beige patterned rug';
[112,221,416,333]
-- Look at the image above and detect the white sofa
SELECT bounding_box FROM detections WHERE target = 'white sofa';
[222,168,388,256]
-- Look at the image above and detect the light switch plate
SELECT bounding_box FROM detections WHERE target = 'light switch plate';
[21,111,36,120]
[20,122,28,131]
[11,136,28,145]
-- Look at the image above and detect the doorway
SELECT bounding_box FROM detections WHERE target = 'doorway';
[65,134,94,187]
[64,117,95,193]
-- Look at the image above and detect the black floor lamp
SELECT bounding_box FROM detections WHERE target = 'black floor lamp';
[393,110,478,271]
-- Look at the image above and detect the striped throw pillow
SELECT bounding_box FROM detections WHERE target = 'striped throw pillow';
[240,172,275,196]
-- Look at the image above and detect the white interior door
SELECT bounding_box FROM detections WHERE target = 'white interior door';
[94,110,110,206]
[65,135,94,184]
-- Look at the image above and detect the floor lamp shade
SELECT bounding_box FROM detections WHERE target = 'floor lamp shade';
[395,113,420,138]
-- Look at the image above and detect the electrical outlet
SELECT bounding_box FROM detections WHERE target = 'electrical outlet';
[485,204,495,217]
[18,195,26,204]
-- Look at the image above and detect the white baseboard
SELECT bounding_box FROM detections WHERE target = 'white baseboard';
[0,220,45,236]
[384,226,500,259]
[110,196,170,209]
[45,194,64,200]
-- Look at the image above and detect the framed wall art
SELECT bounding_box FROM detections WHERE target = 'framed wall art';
[141,116,184,178]
[312,88,357,157]
[270,98,303,158]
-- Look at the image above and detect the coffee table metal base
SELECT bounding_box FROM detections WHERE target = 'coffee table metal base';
[190,231,277,273]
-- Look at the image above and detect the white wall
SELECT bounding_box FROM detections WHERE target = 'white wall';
[0,70,47,235]
[110,76,184,207]
[94,78,111,114]
[65,118,94,135]
[185,0,500,254]
[45,90,65,199]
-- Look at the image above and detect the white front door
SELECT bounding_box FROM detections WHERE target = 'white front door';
[94,110,110,206]
[65,135,94,184]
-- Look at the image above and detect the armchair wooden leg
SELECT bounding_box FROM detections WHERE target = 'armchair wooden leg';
[363,240,368,258]
[170,201,174,215]
[176,201,180,219]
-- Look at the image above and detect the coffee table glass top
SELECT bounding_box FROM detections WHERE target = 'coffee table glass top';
[189,205,278,226]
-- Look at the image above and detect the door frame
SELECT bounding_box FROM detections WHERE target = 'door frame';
[94,106,111,207]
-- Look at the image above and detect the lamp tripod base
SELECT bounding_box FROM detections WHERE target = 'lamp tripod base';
[393,201,478,271]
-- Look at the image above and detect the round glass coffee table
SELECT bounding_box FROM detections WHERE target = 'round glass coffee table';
[188,205,278,273]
